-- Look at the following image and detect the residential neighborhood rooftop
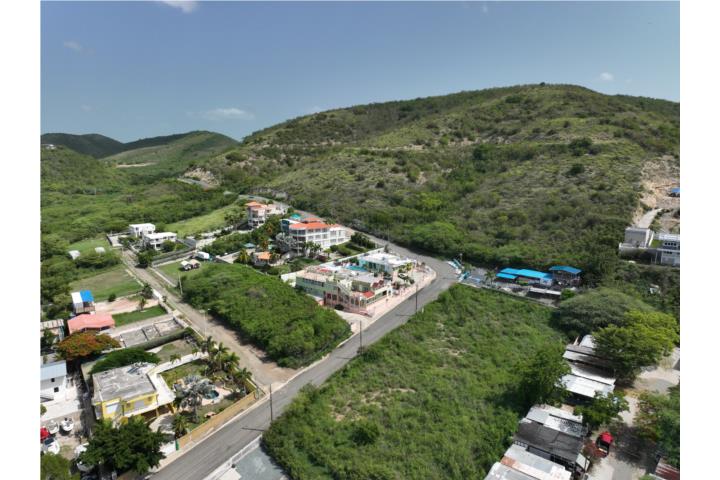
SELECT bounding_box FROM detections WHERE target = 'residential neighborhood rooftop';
[68,313,115,335]
[514,420,585,464]
[92,363,157,403]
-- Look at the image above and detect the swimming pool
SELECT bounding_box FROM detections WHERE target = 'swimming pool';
[203,390,220,400]
[346,265,368,272]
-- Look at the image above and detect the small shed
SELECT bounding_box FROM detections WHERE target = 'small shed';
[549,266,582,286]
[68,250,81,260]
[94,247,106,254]
[71,290,95,315]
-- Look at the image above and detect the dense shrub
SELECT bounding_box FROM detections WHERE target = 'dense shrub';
[182,264,350,368]
[551,288,655,338]
[90,348,161,374]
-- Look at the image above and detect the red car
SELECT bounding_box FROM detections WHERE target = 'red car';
[596,431,614,457]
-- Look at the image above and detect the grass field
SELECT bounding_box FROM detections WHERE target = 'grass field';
[165,204,237,237]
[263,286,564,479]
[155,339,197,362]
[113,305,167,327]
[69,265,140,301]
[156,260,207,288]
[67,236,110,255]
[160,360,207,386]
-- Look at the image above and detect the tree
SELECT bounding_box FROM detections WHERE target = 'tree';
[518,343,570,407]
[141,283,154,299]
[108,292,117,302]
[594,310,678,380]
[41,453,79,480]
[41,404,47,416]
[138,296,147,311]
[224,205,246,229]
[574,392,629,431]
[551,288,654,338]
[57,333,120,361]
[41,329,57,351]
[80,417,165,475]
[235,249,250,264]
[90,348,160,374]
[177,381,214,422]
[230,367,252,396]
[137,250,155,268]
[170,353,181,364]
[41,234,70,261]
[172,413,189,437]
[635,386,680,467]
[161,240,175,253]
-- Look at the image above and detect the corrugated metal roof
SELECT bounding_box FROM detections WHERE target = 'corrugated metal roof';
[497,273,518,280]
[80,290,94,302]
[502,445,572,480]
[549,266,582,275]
[525,405,585,438]
[484,462,537,480]
[514,421,584,464]
[500,268,553,281]
[41,360,67,381]
[561,374,614,398]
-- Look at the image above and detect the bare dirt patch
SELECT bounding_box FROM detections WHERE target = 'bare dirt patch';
[632,155,680,232]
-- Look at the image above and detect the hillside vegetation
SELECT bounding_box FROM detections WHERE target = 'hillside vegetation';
[41,132,125,158]
[181,264,351,368]
[199,84,679,283]
[40,133,238,318]
[262,286,564,479]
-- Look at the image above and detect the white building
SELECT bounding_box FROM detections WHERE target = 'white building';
[246,201,287,228]
[41,356,68,403]
[621,227,654,248]
[657,233,680,267]
[142,232,177,251]
[128,223,156,238]
[278,219,350,252]
[358,252,416,276]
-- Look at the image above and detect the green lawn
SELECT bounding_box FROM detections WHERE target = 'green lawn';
[263,286,564,479]
[165,204,237,237]
[160,360,207,386]
[67,236,110,255]
[113,305,167,327]
[155,339,197,362]
[156,260,207,289]
[69,265,140,301]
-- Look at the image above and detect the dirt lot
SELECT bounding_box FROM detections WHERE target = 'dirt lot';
[95,295,159,315]
[632,155,680,233]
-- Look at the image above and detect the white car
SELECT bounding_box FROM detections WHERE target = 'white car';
[42,437,60,455]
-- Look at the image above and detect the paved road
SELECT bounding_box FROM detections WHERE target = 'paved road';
[150,241,457,480]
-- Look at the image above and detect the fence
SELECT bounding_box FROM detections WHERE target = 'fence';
[176,380,260,450]
[150,247,195,267]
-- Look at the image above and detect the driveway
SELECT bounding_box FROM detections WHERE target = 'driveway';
[149,239,457,480]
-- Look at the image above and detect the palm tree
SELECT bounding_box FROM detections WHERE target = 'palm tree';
[179,381,214,422]
[172,413,189,437]
[138,296,147,311]
[221,352,240,373]
[169,354,181,364]
[230,367,252,396]
[236,249,250,265]
[200,336,215,355]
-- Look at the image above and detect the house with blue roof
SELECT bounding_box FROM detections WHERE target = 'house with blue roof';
[497,268,554,287]
[71,290,95,315]
[549,266,583,286]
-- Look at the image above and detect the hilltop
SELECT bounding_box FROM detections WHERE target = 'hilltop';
[195,84,679,281]
[41,130,238,161]
[41,133,125,159]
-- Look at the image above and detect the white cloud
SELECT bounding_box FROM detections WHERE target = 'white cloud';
[80,105,92,112]
[201,108,254,121]
[599,72,615,82]
[160,1,199,13]
[63,40,83,52]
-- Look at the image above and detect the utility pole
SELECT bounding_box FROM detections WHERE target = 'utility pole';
[178,274,183,296]
[269,384,274,423]
[415,281,419,314]
[358,319,363,354]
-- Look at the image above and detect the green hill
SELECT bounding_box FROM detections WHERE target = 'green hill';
[41,133,125,158]
[199,84,679,281]
[102,131,238,182]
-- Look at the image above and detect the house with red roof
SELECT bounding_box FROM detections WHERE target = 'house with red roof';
[278,217,350,253]
[67,313,115,335]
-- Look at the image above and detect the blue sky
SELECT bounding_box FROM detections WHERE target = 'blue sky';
[41,1,679,142]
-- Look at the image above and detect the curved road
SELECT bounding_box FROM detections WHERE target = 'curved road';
[150,239,457,480]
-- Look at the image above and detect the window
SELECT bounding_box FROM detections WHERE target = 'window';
[51,378,55,383]
[54,387,59,393]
